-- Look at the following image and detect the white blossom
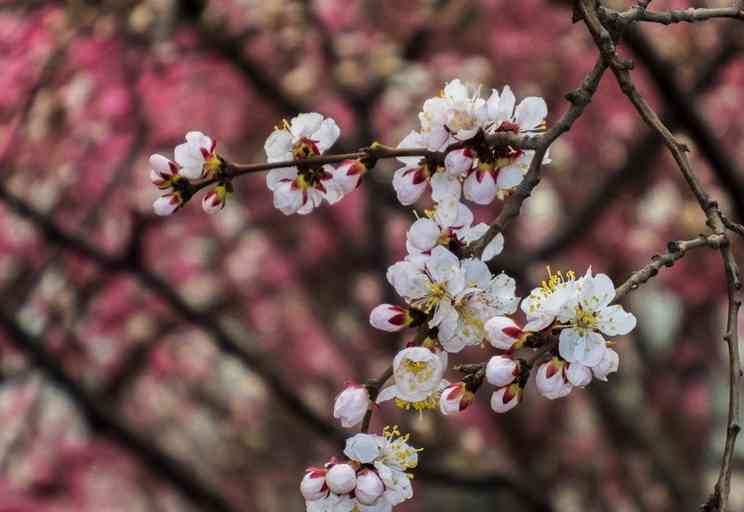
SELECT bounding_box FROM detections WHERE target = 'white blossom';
[333,384,370,428]
[174,131,220,180]
[332,159,366,194]
[490,384,521,413]
[265,113,343,215]
[149,154,179,189]
[557,270,636,368]
[419,79,487,142]
[325,463,357,495]
[201,182,231,214]
[484,316,525,350]
[355,469,385,506]
[439,382,474,415]
[462,86,551,205]
[300,468,328,501]
[153,193,182,216]
[535,358,572,400]
[392,130,454,205]
[405,199,504,262]
[377,346,447,409]
[369,305,411,332]
[486,355,518,387]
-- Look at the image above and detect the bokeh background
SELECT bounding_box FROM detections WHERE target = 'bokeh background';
[1,0,744,510]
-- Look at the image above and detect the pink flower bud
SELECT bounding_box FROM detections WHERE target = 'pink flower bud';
[153,193,181,216]
[201,182,232,215]
[333,384,370,428]
[490,384,521,413]
[355,469,384,505]
[485,355,518,387]
[485,316,524,350]
[149,154,179,188]
[369,304,410,332]
[536,358,572,400]
[300,468,328,501]
[325,463,356,494]
[439,382,474,415]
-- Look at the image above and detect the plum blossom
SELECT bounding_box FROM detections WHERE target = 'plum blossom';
[174,131,222,180]
[387,246,518,353]
[485,316,527,350]
[148,154,189,216]
[300,468,328,501]
[369,304,413,332]
[490,384,522,413]
[405,199,504,262]
[201,182,232,214]
[152,193,183,217]
[463,86,551,205]
[264,113,343,215]
[355,469,385,506]
[332,159,367,194]
[535,358,573,400]
[325,464,357,494]
[419,79,487,142]
[338,428,420,510]
[520,268,580,332]
[377,346,448,410]
[556,269,636,368]
[485,355,518,387]
[333,384,370,428]
[435,258,519,353]
[392,129,454,205]
[439,382,474,415]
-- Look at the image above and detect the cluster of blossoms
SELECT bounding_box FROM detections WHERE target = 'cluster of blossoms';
[148,79,637,512]
[300,427,420,512]
[392,79,550,207]
[149,131,231,215]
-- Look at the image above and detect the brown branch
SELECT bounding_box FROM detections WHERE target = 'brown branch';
[614,234,726,301]
[602,5,744,25]
[579,2,743,509]
[468,56,608,257]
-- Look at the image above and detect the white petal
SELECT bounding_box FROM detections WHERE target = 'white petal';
[264,129,293,162]
[566,363,592,387]
[463,171,497,205]
[580,272,616,309]
[408,218,440,253]
[273,181,304,215]
[396,130,426,166]
[313,118,341,153]
[597,305,637,336]
[376,385,398,404]
[496,165,524,190]
[430,172,461,202]
[489,85,515,123]
[266,166,297,191]
[444,149,473,177]
[289,112,323,139]
[515,97,548,131]
[481,233,504,261]
[462,258,491,289]
[392,166,427,206]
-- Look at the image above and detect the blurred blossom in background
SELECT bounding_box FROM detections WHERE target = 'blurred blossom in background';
[0,0,743,510]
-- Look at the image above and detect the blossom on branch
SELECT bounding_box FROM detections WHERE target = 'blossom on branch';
[301,428,420,511]
[264,113,343,215]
